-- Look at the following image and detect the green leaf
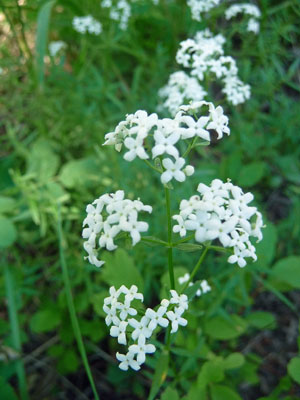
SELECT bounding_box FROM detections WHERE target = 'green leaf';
[204,315,248,340]
[0,197,16,213]
[57,348,79,374]
[271,256,300,289]
[30,308,61,333]
[160,386,180,400]
[197,358,225,389]
[210,384,242,400]
[36,0,56,86]
[288,357,300,384]
[0,377,18,400]
[0,217,17,248]
[255,222,277,267]
[237,161,266,187]
[148,351,169,400]
[174,243,203,252]
[246,312,276,329]
[102,249,143,290]
[27,139,59,182]
[59,157,100,189]
[224,353,245,369]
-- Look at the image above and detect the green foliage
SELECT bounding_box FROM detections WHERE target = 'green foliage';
[0,0,299,398]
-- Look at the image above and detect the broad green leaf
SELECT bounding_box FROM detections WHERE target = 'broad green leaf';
[271,256,300,289]
[30,308,61,333]
[224,353,245,369]
[36,0,56,86]
[0,377,18,400]
[27,139,59,182]
[288,357,300,384]
[237,161,266,187]
[160,386,180,400]
[57,348,79,374]
[0,217,17,248]
[59,157,100,188]
[0,197,16,213]
[102,249,143,290]
[197,358,225,389]
[255,222,277,267]
[148,351,169,400]
[211,384,242,400]
[204,315,248,340]
[246,312,276,329]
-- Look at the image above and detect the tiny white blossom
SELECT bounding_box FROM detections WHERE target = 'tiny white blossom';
[161,158,186,184]
[128,335,156,365]
[110,318,128,345]
[166,308,188,333]
[116,352,140,371]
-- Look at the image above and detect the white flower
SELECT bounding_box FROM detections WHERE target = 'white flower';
[123,285,144,303]
[145,307,169,331]
[110,318,128,345]
[161,158,186,184]
[49,41,66,57]
[128,335,156,365]
[116,352,140,371]
[166,308,188,333]
[124,136,149,161]
[178,273,190,285]
[117,299,138,321]
[170,290,188,311]
[128,316,152,340]
[207,105,230,139]
[83,192,151,267]
[72,15,102,35]
[200,280,211,293]
[187,0,221,21]
[152,130,180,159]
[172,180,264,267]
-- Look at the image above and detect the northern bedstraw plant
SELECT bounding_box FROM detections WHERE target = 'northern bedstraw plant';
[82,100,264,395]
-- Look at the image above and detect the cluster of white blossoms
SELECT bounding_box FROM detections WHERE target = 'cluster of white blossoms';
[174,29,251,107]
[178,273,211,297]
[72,15,102,35]
[158,71,207,117]
[103,285,189,370]
[225,3,261,34]
[172,179,264,268]
[187,0,221,22]
[101,0,131,31]
[49,41,66,57]
[82,190,152,268]
[103,101,230,184]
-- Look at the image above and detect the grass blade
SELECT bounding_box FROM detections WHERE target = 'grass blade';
[36,0,56,87]
[4,262,29,400]
[57,207,100,400]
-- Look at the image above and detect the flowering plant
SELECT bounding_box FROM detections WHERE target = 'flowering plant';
[82,100,264,377]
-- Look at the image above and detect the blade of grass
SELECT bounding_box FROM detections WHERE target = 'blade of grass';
[57,207,100,400]
[36,0,56,87]
[4,262,29,400]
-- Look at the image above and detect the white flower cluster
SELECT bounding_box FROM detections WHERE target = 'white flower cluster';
[225,3,261,34]
[172,179,264,268]
[49,41,66,57]
[101,0,131,31]
[103,102,230,184]
[158,71,207,117]
[178,273,211,297]
[174,29,251,106]
[187,0,221,21]
[82,190,152,268]
[103,285,189,370]
[72,16,102,35]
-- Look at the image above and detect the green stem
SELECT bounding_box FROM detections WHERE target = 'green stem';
[182,247,209,293]
[57,208,100,400]
[4,262,29,400]
[183,136,198,158]
[164,186,175,289]
[144,159,162,173]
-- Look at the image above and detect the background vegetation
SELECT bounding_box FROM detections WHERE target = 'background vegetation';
[0,0,300,399]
